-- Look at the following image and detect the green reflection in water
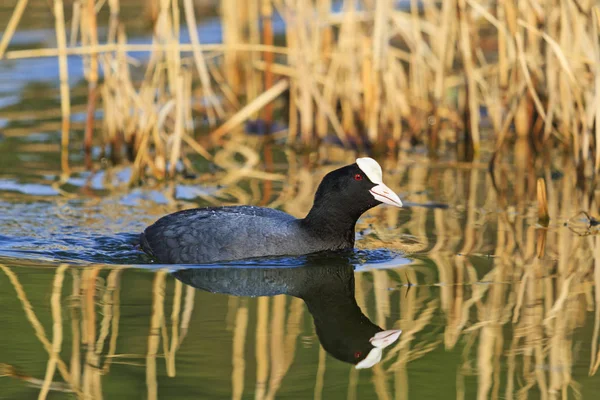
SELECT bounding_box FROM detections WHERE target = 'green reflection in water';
[1,130,600,399]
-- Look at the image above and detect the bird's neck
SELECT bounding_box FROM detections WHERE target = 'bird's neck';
[302,200,361,247]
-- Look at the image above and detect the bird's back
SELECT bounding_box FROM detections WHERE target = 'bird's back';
[141,206,304,264]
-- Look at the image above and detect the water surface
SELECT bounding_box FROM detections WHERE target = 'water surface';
[1,129,600,399]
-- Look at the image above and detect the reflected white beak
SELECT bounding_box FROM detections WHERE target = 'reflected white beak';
[370,329,402,349]
[369,183,403,208]
[355,329,402,370]
[355,347,382,369]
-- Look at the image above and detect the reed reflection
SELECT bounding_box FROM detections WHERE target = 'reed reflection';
[173,254,402,369]
[2,139,600,399]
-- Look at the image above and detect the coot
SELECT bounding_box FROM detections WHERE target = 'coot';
[141,157,402,264]
[173,256,402,369]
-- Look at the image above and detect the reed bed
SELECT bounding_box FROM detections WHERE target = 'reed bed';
[1,0,600,179]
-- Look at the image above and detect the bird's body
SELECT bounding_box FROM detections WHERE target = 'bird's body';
[140,205,354,264]
[141,157,402,264]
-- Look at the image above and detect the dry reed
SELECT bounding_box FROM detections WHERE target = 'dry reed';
[2,1,599,178]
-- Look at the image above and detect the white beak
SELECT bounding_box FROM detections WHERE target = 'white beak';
[355,329,402,370]
[369,183,403,207]
[370,329,402,348]
[355,348,382,369]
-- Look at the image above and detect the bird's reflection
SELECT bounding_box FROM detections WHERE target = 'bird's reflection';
[172,253,401,369]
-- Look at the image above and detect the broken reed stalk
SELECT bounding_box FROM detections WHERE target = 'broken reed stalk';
[261,0,274,132]
[537,177,549,226]
[83,0,99,169]
[232,301,248,400]
[147,271,166,400]
[430,0,454,152]
[168,73,185,177]
[314,0,331,138]
[294,0,315,145]
[101,270,123,374]
[38,265,67,400]
[70,270,81,389]
[458,0,480,157]
[211,79,290,140]
[53,0,71,174]
[2,43,291,60]
[246,0,262,115]
[283,1,298,143]
[314,347,327,400]
[0,0,28,58]
[222,0,242,96]
[594,8,600,171]
[254,297,269,399]
[82,268,102,399]
[178,286,195,346]
[167,280,183,377]
[182,0,225,125]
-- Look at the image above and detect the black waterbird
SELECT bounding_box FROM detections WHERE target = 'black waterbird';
[141,158,403,264]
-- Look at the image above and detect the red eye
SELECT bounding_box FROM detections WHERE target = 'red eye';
[354,351,362,359]
[354,174,363,181]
